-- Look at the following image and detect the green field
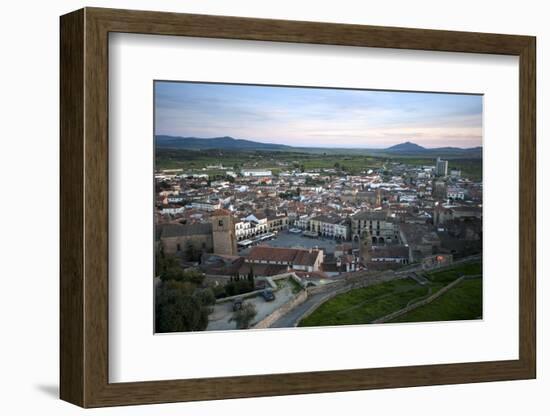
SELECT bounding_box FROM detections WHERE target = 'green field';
[155,148,482,180]
[390,277,482,323]
[155,148,387,174]
[298,261,482,327]
[425,261,482,286]
[299,278,429,327]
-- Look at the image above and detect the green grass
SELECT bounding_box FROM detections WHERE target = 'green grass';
[426,261,482,285]
[299,278,428,327]
[298,261,482,328]
[391,277,482,323]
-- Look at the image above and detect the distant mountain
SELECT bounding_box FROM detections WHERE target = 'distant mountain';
[155,135,292,151]
[386,141,426,152]
[155,136,481,158]
[385,141,482,158]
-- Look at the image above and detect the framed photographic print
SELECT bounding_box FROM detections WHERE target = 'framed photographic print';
[60,7,536,408]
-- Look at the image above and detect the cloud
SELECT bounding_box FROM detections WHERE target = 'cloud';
[154,81,483,148]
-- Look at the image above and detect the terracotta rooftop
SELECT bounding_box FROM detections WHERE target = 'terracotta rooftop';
[352,210,389,221]
[247,246,321,266]
[210,208,232,217]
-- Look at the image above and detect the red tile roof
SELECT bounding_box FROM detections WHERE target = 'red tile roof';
[211,208,232,217]
[247,246,321,266]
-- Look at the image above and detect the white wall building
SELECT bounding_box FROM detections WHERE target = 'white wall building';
[242,169,272,177]
[447,187,465,200]
[190,200,221,211]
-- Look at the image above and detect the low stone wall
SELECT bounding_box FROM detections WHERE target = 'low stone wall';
[298,271,407,325]
[215,289,266,304]
[214,275,283,304]
[269,272,307,288]
[371,275,468,324]
[253,290,308,329]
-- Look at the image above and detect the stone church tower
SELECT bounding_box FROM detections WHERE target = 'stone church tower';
[211,209,237,256]
[375,188,382,207]
[359,229,372,263]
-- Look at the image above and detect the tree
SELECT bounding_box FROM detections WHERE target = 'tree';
[247,267,255,287]
[229,303,257,329]
[159,267,205,286]
[185,244,202,262]
[155,245,179,276]
[155,281,216,332]
[224,279,254,297]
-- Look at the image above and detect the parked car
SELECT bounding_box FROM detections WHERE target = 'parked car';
[232,297,243,311]
[260,289,275,302]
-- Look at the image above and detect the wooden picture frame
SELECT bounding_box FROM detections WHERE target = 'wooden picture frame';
[60,7,536,408]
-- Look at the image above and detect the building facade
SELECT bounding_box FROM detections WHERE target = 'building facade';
[242,169,272,177]
[309,215,350,240]
[158,222,213,257]
[245,246,324,273]
[351,210,399,244]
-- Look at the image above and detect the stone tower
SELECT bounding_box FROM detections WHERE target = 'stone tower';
[360,229,372,263]
[375,188,382,207]
[211,209,237,256]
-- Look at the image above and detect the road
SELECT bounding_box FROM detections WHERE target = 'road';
[270,269,399,328]
[269,254,481,328]
[269,290,329,328]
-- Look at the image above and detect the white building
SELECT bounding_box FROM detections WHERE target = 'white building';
[160,206,185,215]
[447,186,465,200]
[309,215,350,240]
[242,169,272,177]
[295,215,310,230]
[436,157,448,177]
[166,195,185,203]
[235,214,269,241]
[190,200,221,211]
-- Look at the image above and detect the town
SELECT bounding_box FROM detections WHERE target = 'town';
[154,147,483,332]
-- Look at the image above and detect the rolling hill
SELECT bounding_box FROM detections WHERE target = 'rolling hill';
[155,135,292,151]
[155,136,481,158]
[384,141,481,157]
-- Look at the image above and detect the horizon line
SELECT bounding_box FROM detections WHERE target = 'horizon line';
[155,134,482,150]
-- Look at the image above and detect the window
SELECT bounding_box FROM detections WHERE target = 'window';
[218,220,224,227]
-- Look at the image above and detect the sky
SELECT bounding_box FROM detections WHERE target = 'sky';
[154,81,482,149]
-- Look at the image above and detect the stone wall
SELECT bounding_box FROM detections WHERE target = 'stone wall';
[253,290,308,329]
[371,275,470,324]
[297,270,403,325]
[162,234,213,256]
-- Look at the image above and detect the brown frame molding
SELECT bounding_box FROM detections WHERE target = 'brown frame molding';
[60,7,536,408]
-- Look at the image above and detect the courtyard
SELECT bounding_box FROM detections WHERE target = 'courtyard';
[238,230,356,255]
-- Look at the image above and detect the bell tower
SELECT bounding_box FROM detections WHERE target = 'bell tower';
[360,229,372,263]
[211,209,237,256]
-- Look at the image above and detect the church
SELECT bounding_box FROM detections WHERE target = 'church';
[156,209,237,259]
